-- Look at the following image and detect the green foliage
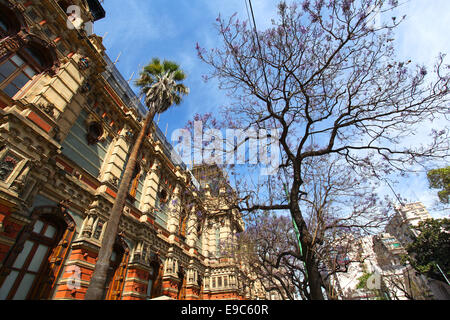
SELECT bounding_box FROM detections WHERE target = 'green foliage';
[427,167,450,204]
[135,57,189,113]
[405,218,450,282]
[356,272,373,290]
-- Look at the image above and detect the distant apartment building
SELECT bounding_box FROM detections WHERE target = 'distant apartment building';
[386,202,450,299]
[386,202,433,246]
[324,202,449,300]
[372,233,433,300]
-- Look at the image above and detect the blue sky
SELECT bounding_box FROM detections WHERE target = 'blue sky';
[93,0,449,218]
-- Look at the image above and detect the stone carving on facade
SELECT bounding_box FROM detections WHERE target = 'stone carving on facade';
[39,103,56,118]
[9,163,30,195]
[0,36,21,59]
[0,153,19,182]
[78,56,90,70]
[80,81,92,94]
[108,175,119,188]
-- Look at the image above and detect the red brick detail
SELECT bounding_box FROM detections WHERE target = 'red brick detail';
[53,247,98,300]
[122,266,149,300]
[1,220,22,240]
[161,278,180,299]
[27,111,52,133]
[104,85,125,110]
[106,188,117,199]
[0,243,11,263]
[69,248,98,265]
[129,210,140,220]
[80,175,100,190]
[185,286,201,300]
[55,158,74,174]
[0,204,22,264]
[206,291,243,300]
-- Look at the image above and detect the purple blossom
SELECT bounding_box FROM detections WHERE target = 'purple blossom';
[302,0,310,11]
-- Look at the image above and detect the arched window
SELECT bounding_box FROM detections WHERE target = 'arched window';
[0,207,75,300]
[0,16,7,33]
[159,188,168,204]
[179,211,188,239]
[177,267,186,300]
[86,121,104,145]
[104,242,129,300]
[147,259,164,299]
[0,3,23,38]
[128,163,142,199]
[0,41,55,98]
[198,277,203,299]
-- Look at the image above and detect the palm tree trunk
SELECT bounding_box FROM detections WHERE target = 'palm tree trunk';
[85,108,156,300]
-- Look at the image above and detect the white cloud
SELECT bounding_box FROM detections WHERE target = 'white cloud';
[393,0,450,66]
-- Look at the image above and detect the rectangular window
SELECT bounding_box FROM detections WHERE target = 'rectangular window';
[0,55,36,98]
[132,172,145,207]
[212,278,216,288]
[12,273,35,300]
[218,276,222,287]
[0,271,19,300]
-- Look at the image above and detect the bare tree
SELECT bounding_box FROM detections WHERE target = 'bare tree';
[195,0,450,299]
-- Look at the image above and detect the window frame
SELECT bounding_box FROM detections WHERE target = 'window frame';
[1,219,61,300]
[0,53,38,98]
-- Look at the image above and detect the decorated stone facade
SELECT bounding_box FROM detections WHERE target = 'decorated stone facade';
[0,0,263,300]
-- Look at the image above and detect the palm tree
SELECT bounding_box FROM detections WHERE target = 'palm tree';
[85,58,189,300]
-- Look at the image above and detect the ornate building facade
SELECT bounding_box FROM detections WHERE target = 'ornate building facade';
[0,0,264,300]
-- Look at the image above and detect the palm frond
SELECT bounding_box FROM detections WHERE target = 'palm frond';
[136,57,189,114]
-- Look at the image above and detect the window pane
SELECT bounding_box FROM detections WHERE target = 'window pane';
[149,266,155,278]
[2,83,19,97]
[23,66,36,78]
[12,273,36,300]
[33,220,44,234]
[11,72,31,89]
[0,18,7,32]
[0,60,16,78]
[12,241,34,269]
[10,55,24,67]
[0,271,19,300]
[28,244,49,272]
[43,225,56,239]
[24,47,45,68]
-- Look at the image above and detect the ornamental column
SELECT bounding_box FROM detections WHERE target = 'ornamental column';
[167,184,181,242]
[100,125,132,187]
[140,158,161,218]
[185,261,200,300]
[186,203,199,249]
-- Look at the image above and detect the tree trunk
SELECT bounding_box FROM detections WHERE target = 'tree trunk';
[296,212,325,300]
[85,109,156,300]
[290,172,325,300]
[304,249,325,300]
